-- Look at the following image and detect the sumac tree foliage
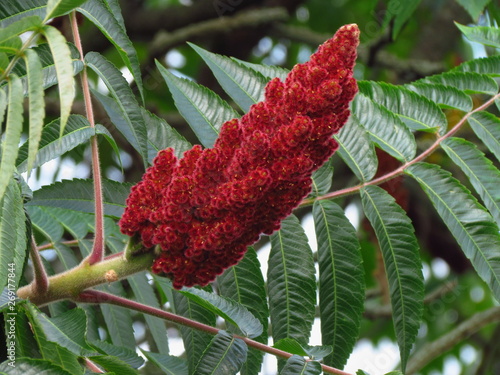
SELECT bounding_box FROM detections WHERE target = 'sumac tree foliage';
[1,1,500,375]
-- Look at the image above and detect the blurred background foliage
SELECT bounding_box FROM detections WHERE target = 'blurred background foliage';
[33,0,500,374]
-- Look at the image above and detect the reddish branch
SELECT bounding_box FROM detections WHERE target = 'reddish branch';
[75,289,354,375]
[70,11,105,265]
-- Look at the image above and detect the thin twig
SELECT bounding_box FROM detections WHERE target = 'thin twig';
[406,306,500,374]
[74,290,354,375]
[301,92,500,206]
[272,24,445,77]
[149,7,289,57]
[36,239,80,251]
[70,11,105,265]
[363,280,460,320]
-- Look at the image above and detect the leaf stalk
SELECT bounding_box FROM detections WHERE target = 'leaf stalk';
[302,91,500,205]
[70,11,105,265]
[74,289,354,375]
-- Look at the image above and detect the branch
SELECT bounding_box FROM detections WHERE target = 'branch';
[301,91,500,205]
[149,7,289,58]
[272,24,445,77]
[29,235,49,295]
[70,11,105,265]
[406,306,500,374]
[363,280,459,319]
[16,250,155,306]
[74,289,354,375]
[475,324,500,374]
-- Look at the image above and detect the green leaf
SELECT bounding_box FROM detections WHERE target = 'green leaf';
[0,75,23,200]
[310,159,333,196]
[0,179,27,291]
[44,0,88,21]
[455,22,500,48]
[194,330,248,375]
[24,49,45,177]
[313,200,365,368]
[0,16,41,52]
[0,52,8,71]
[442,137,500,226]
[217,248,268,375]
[11,43,83,94]
[16,115,93,173]
[85,51,148,165]
[361,185,424,371]
[423,71,498,95]
[87,355,139,375]
[22,304,87,374]
[178,287,263,339]
[98,283,136,351]
[454,0,491,20]
[96,123,122,167]
[358,81,447,135]
[405,82,473,112]
[156,61,239,148]
[0,83,6,125]
[453,55,500,76]
[278,355,322,375]
[26,206,64,243]
[406,162,500,302]
[0,357,74,374]
[170,286,216,374]
[268,215,316,344]
[52,242,79,270]
[43,206,92,239]
[91,340,144,369]
[273,338,333,361]
[105,0,126,30]
[77,0,144,102]
[142,107,191,162]
[140,351,188,375]
[353,93,416,162]
[26,178,132,219]
[0,36,21,54]
[189,42,269,112]
[128,273,170,354]
[383,0,422,39]
[468,111,500,163]
[0,1,46,28]
[233,58,289,80]
[28,333,83,374]
[5,304,39,359]
[334,114,378,182]
[42,25,75,134]
[27,305,95,356]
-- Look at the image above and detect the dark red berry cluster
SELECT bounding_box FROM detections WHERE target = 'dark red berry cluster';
[119,24,360,288]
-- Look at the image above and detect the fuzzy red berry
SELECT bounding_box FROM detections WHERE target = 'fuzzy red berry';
[119,24,360,288]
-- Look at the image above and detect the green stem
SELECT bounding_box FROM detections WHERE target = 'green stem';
[37,239,80,251]
[16,250,155,306]
[74,290,354,375]
[301,92,500,205]
[69,11,105,265]
[0,31,39,82]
